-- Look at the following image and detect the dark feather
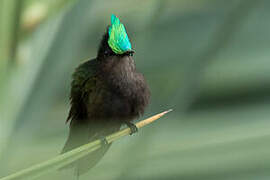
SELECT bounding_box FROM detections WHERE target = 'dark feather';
[62,29,150,175]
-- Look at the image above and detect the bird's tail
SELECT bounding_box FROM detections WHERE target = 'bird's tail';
[61,119,120,175]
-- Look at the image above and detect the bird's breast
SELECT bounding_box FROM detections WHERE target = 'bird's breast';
[87,57,150,121]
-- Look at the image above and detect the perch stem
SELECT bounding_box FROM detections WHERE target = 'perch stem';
[0,109,172,180]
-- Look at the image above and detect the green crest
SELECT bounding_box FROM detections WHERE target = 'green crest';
[108,14,132,54]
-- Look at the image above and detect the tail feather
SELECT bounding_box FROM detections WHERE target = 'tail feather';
[61,119,120,175]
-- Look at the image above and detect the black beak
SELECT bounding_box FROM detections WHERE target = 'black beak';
[128,50,135,56]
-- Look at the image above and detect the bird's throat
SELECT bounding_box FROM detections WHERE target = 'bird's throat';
[100,56,136,96]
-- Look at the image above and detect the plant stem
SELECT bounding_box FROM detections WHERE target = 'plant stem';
[0,109,172,180]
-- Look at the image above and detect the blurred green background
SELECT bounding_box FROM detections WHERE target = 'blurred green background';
[1,0,270,179]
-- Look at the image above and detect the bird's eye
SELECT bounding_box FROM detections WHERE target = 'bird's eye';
[104,50,110,56]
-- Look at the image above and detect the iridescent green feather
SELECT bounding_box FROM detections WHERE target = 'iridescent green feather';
[108,14,132,54]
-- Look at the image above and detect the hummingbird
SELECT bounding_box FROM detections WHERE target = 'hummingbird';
[62,14,150,175]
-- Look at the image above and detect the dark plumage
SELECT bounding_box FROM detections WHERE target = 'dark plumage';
[62,20,150,175]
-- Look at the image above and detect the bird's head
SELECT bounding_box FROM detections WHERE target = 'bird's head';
[97,14,134,59]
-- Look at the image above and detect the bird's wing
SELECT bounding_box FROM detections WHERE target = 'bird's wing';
[62,59,121,175]
[66,59,98,123]
[62,58,99,156]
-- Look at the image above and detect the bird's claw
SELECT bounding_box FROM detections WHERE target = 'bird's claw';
[125,122,138,135]
[100,136,109,146]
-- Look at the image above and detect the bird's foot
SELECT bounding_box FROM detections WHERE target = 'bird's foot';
[125,121,138,135]
[100,136,109,146]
